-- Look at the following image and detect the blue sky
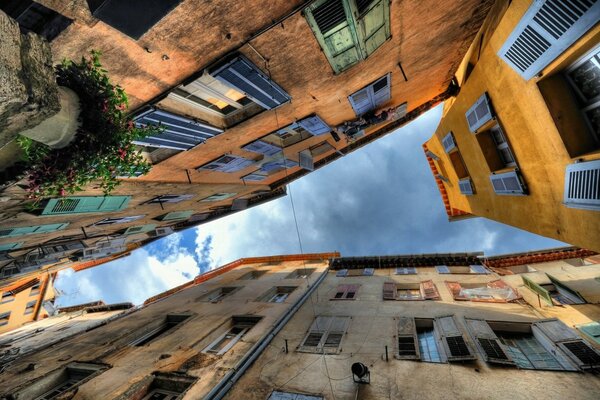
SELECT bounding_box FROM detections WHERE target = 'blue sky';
[54,104,565,306]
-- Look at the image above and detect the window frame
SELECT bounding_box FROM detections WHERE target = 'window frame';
[298,316,350,354]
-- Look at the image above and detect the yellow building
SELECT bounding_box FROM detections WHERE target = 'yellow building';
[424,0,600,251]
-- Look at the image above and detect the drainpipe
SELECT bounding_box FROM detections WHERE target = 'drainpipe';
[205,267,329,400]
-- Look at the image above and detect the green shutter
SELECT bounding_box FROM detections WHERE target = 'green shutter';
[547,274,586,303]
[0,223,69,238]
[158,211,193,221]
[522,275,553,306]
[42,196,130,215]
[355,0,390,56]
[124,224,156,235]
[0,242,23,251]
[577,322,600,345]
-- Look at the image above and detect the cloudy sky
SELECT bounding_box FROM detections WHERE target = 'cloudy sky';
[54,104,565,306]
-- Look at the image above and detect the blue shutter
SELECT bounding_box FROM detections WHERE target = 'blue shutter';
[490,170,527,195]
[356,0,391,56]
[442,132,457,153]
[260,158,298,172]
[459,178,475,195]
[348,73,391,116]
[298,115,331,136]
[436,265,450,274]
[42,196,130,215]
[198,155,255,173]
[465,93,494,133]
[134,108,223,150]
[242,140,282,157]
[299,150,315,171]
[363,268,375,276]
[563,159,600,210]
[0,242,23,251]
[498,0,600,80]
[348,86,372,116]
[336,269,348,277]
[470,265,489,274]
[211,55,290,109]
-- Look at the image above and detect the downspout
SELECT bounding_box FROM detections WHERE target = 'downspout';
[205,267,329,400]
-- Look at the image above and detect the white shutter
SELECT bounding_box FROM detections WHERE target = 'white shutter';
[489,170,527,195]
[242,140,282,157]
[348,73,391,116]
[464,318,514,365]
[370,73,391,108]
[298,150,314,171]
[441,132,456,153]
[498,0,600,80]
[298,115,331,136]
[458,178,474,195]
[348,87,372,116]
[563,159,600,210]
[465,93,494,133]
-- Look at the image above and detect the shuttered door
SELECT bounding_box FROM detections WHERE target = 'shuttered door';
[420,280,440,300]
[298,115,332,136]
[211,55,291,109]
[435,316,476,361]
[489,170,527,195]
[522,275,553,305]
[458,178,474,195]
[383,282,396,300]
[397,317,420,360]
[42,196,130,215]
[355,0,391,56]
[464,318,514,365]
[133,109,223,150]
[441,132,456,153]
[299,150,315,171]
[498,0,600,80]
[465,93,494,133]
[563,159,600,210]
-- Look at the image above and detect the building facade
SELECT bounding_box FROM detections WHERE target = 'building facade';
[0,0,494,282]
[0,248,599,399]
[424,0,600,251]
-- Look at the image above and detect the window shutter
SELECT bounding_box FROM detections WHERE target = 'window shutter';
[355,0,391,56]
[0,242,23,251]
[382,282,396,300]
[522,275,553,305]
[158,211,193,221]
[547,274,586,304]
[489,170,527,195]
[345,284,359,299]
[348,87,373,116]
[231,199,249,211]
[420,280,440,300]
[395,267,416,275]
[211,55,291,109]
[498,0,600,80]
[464,318,514,365]
[434,315,476,361]
[458,178,474,195]
[469,265,489,274]
[348,73,391,116]
[198,155,255,173]
[299,150,315,171]
[300,316,330,352]
[397,317,420,360]
[436,265,450,274]
[42,196,130,215]
[124,224,156,235]
[577,322,600,345]
[445,281,469,301]
[323,316,349,353]
[336,269,348,277]
[242,140,282,157]
[298,115,331,136]
[133,108,223,150]
[563,159,600,210]
[441,132,456,153]
[465,93,494,133]
[533,318,600,370]
[362,268,374,276]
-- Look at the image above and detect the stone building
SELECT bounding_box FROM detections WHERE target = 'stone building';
[0,248,599,399]
[0,0,495,282]
[424,0,600,251]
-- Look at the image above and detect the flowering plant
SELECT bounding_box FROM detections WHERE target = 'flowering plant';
[17,51,161,199]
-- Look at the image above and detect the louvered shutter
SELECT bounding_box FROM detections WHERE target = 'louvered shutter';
[383,282,396,300]
[464,318,514,365]
[420,280,440,300]
[211,55,290,109]
[458,178,474,195]
[300,316,331,352]
[370,74,391,108]
[498,0,600,80]
[124,224,156,235]
[0,242,23,251]
[490,170,527,195]
[323,316,349,353]
[434,315,476,361]
[465,93,494,133]
[133,108,223,150]
[158,211,193,221]
[533,318,600,370]
[42,196,130,215]
[522,275,553,305]
[441,132,456,153]
[436,265,450,274]
[242,140,282,157]
[563,159,600,210]
[445,281,469,301]
[355,0,391,56]
[305,0,361,74]
[348,73,391,116]
[299,150,315,171]
[547,274,586,303]
[298,115,331,136]
[345,284,359,299]
[397,317,420,360]
[348,87,373,116]
[231,199,249,211]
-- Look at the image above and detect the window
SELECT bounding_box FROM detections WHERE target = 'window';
[465,92,494,133]
[156,211,193,221]
[331,284,359,300]
[286,268,315,279]
[563,159,600,211]
[0,223,69,238]
[417,325,442,363]
[304,0,391,74]
[336,268,373,277]
[238,270,266,280]
[199,287,240,303]
[395,267,416,275]
[298,316,350,354]
[268,391,323,400]
[149,194,194,204]
[197,154,255,173]
[382,281,440,301]
[436,265,489,274]
[0,311,10,326]
[441,132,472,187]
[1,292,14,304]
[200,193,236,202]
[0,242,23,251]
[257,286,297,303]
[348,73,391,116]
[30,282,41,296]
[24,300,36,315]
[242,140,283,157]
[476,123,518,172]
[522,274,586,306]
[489,169,527,195]
[93,215,144,226]
[127,372,196,400]
[498,0,600,80]
[41,196,130,215]
[130,314,190,346]
[446,280,519,302]
[577,321,600,345]
[203,316,261,355]
[123,224,157,235]
[253,115,332,150]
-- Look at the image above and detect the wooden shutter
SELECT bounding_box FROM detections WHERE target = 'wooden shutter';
[158,211,193,221]
[124,224,156,235]
[458,178,474,195]
[434,316,476,361]
[299,150,315,171]
[211,55,290,109]
[489,170,527,195]
[441,132,456,153]
[397,317,420,360]
[355,0,391,56]
[0,242,23,251]
[298,115,331,136]
[323,316,349,353]
[563,159,600,211]
[420,280,440,300]
[42,196,130,215]
[533,319,600,370]
[547,274,586,304]
[304,0,361,74]
[522,275,553,306]
[498,0,600,80]
[345,284,359,299]
[465,93,494,133]
[348,73,391,116]
[445,281,469,301]
[242,140,282,157]
[383,282,396,300]
[464,318,514,365]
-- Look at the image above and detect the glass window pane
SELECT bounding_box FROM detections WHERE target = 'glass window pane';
[568,52,600,102]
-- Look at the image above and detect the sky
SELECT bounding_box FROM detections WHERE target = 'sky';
[54,104,566,306]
